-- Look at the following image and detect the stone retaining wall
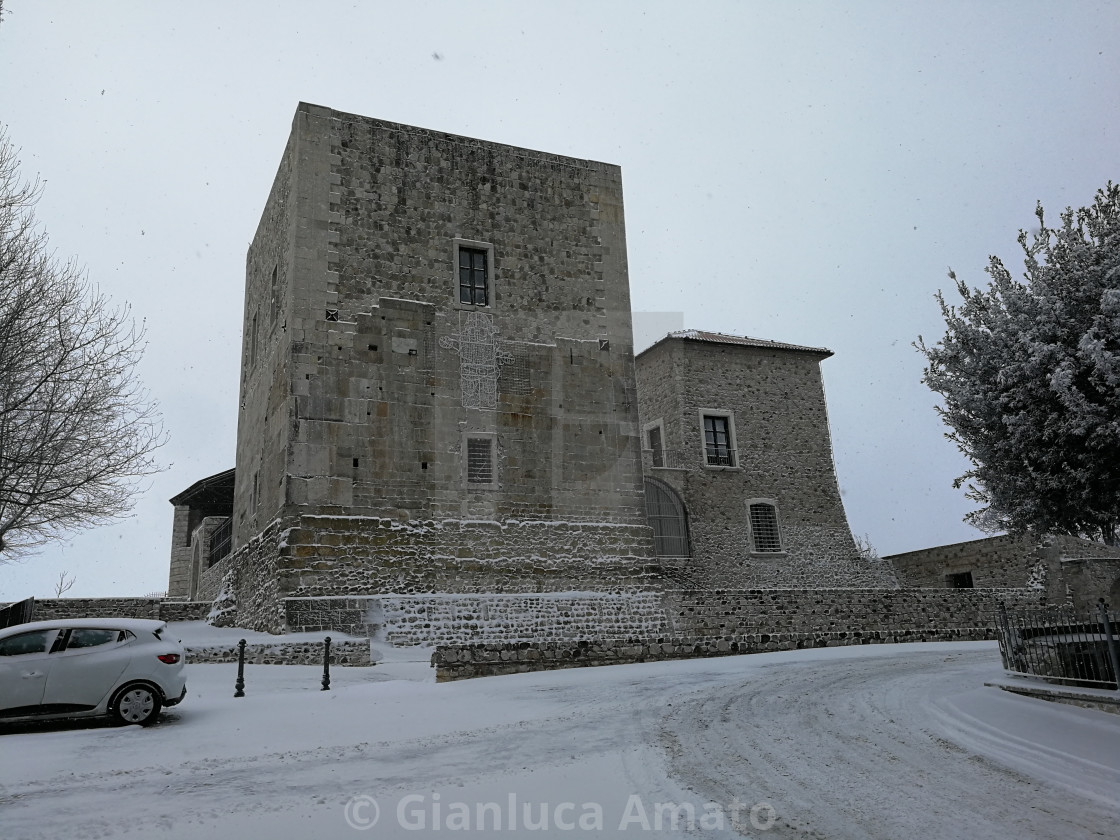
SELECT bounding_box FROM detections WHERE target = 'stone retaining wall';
[283,591,671,645]
[432,586,1048,680]
[666,587,1047,637]
[433,627,997,681]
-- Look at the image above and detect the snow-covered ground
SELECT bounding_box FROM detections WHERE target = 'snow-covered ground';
[2,637,1119,839]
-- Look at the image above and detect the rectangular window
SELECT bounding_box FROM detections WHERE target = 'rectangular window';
[459,247,489,305]
[749,502,782,553]
[946,571,974,589]
[466,437,494,484]
[704,415,734,466]
[648,425,664,468]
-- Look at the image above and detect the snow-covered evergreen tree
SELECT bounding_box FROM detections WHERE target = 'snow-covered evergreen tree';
[917,182,1120,544]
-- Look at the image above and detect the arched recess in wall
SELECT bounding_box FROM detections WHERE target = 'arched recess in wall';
[644,477,690,558]
[1109,575,1120,609]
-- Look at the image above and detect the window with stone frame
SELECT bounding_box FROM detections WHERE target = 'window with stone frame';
[458,246,489,306]
[703,413,735,467]
[466,436,495,485]
[748,501,783,553]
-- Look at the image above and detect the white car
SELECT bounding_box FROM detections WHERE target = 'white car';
[0,618,187,726]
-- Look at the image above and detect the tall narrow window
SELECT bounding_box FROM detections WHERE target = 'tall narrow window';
[749,502,782,553]
[466,437,494,484]
[644,478,690,557]
[703,414,734,466]
[648,425,664,468]
[459,247,489,305]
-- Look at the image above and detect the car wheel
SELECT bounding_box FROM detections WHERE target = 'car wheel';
[110,684,162,726]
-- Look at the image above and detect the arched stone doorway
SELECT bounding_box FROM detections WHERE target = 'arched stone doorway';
[644,477,690,558]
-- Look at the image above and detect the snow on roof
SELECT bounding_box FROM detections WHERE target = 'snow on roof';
[642,329,833,358]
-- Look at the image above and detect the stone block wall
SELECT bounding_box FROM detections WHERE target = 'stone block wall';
[433,627,1001,681]
[1059,557,1120,609]
[635,336,879,589]
[887,534,1120,608]
[231,104,654,583]
[433,586,1049,680]
[377,592,669,646]
[27,598,210,623]
[184,639,372,666]
[886,535,1036,588]
[220,518,289,633]
[284,592,669,644]
[167,504,193,599]
[197,550,233,604]
[664,587,1046,638]
[272,514,660,600]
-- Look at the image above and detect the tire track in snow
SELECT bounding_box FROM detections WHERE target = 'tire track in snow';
[658,649,1120,840]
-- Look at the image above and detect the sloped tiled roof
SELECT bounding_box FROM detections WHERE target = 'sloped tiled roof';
[640,329,833,358]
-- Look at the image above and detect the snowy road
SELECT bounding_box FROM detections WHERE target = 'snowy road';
[2,641,1118,839]
[659,649,1120,839]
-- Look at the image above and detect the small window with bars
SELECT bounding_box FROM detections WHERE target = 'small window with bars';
[703,414,735,466]
[458,247,489,306]
[466,437,495,485]
[749,502,782,553]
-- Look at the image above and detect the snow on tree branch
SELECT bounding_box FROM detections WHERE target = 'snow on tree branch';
[917,182,1120,544]
[0,128,167,559]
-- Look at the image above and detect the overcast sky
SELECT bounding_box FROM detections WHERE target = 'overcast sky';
[1,1,1117,600]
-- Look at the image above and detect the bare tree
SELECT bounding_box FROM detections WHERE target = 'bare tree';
[0,129,165,558]
[53,570,75,597]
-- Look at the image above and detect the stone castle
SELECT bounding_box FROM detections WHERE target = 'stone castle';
[167,103,1097,651]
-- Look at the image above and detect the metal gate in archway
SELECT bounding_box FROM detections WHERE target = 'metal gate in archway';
[643,477,690,558]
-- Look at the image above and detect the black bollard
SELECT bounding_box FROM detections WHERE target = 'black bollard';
[234,638,247,697]
[321,636,332,691]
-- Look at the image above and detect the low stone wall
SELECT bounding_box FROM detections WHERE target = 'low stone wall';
[433,627,997,681]
[27,598,210,623]
[666,587,1047,638]
[432,586,1048,680]
[185,639,373,666]
[283,591,670,644]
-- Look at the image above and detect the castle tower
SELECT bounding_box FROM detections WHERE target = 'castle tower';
[228,104,657,630]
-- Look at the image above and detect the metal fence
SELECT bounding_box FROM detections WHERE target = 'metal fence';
[0,597,35,630]
[996,602,1120,690]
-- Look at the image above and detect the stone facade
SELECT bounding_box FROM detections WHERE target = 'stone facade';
[222,103,654,624]
[886,534,1120,609]
[635,332,895,589]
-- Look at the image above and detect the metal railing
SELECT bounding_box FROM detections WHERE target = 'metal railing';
[640,448,741,471]
[996,602,1120,690]
[207,518,233,568]
[642,447,691,471]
